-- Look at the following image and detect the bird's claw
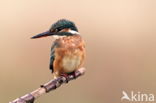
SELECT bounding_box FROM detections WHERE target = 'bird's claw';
[71,71,76,79]
[60,74,69,83]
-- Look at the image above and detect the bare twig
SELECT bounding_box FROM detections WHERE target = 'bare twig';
[9,67,86,103]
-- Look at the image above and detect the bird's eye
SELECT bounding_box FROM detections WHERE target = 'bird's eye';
[51,29,58,32]
[55,29,58,32]
[56,28,61,32]
[51,28,61,32]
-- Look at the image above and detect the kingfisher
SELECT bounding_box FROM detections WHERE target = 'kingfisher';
[31,19,86,81]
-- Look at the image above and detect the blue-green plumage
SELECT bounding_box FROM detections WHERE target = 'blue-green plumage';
[51,19,78,32]
[49,42,56,73]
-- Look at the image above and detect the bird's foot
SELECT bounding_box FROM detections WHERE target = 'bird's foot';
[60,73,69,83]
[70,71,76,79]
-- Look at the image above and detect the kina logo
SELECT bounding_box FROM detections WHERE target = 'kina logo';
[121,91,155,102]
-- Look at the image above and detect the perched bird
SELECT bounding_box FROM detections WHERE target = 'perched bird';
[31,19,86,80]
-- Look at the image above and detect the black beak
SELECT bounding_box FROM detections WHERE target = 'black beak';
[31,31,55,39]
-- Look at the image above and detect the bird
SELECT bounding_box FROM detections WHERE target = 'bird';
[31,19,86,81]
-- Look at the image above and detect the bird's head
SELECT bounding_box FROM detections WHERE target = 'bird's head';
[31,19,79,39]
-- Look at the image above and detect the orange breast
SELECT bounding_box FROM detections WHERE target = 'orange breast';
[53,35,86,76]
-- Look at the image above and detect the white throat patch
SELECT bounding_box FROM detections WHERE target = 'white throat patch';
[52,29,79,40]
[52,35,66,40]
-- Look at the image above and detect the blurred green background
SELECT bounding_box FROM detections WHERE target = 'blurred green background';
[0,0,156,103]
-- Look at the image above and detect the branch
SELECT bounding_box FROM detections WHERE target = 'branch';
[9,67,86,103]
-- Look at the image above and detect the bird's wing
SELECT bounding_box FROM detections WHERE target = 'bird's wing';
[49,41,58,73]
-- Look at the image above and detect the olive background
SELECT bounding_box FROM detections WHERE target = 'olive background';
[0,0,156,103]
